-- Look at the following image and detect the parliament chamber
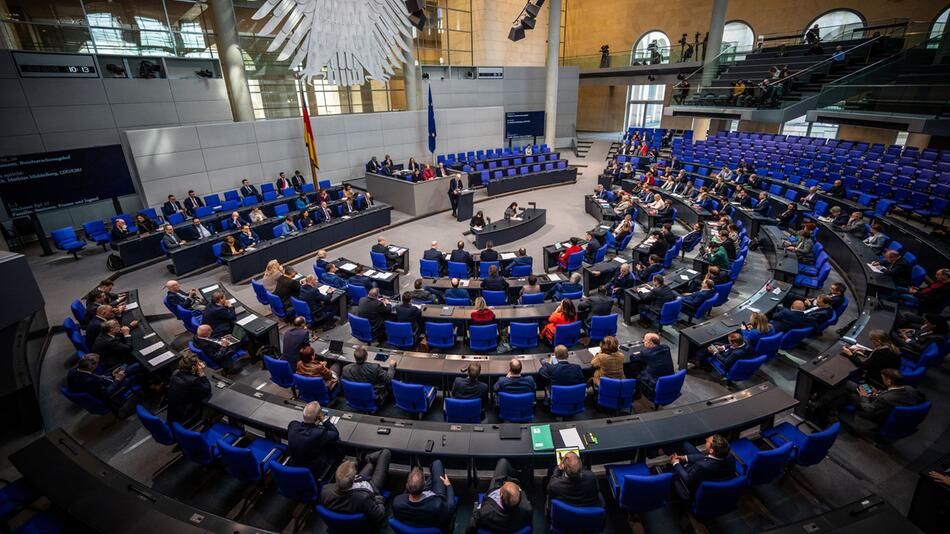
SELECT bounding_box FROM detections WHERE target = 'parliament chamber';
[0,1,949,533]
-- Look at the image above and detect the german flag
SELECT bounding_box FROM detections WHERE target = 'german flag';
[301,101,319,172]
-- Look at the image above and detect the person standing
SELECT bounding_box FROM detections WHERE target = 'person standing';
[448,175,464,217]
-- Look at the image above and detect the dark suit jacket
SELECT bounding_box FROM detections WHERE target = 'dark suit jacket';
[422,248,444,264]
[66,368,121,405]
[161,232,183,250]
[578,295,614,318]
[281,328,310,364]
[494,375,536,394]
[341,361,394,403]
[287,420,339,478]
[166,371,212,425]
[638,262,664,283]
[640,284,676,315]
[356,297,393,335]
[111,227,133,242]
[299,284,332,316]
[449,249,472,267]
[673,454,735,498]
[240,184,260,198]
[647,239,669,259]
[274,275,301,316]
[882,258,912,287]
[713,343,753,371]
[471,486,532,534]
[320,480,386,531]
[394,303,422,332]
[681,289,715,311]
[505,256,532,275]
[448,178,463,198]
[202,303,236,337]
[186,223,214,241]
[192,336,234,366]
[371,243,399,266]
[584,237,602,263]
[539,361,585,386]
[480,249,499,262]
[482,275,509,293]
[452,377,489,403]
[547,469,605,508]
[857,386,926,425]
[237,231,261,248]
[91,333,134,370]
[183,196,204,214]
[162,200,185,216]
[85,316,106,347]
[630,344,674,387]
[770,307,809,333]
[805,307,834,328]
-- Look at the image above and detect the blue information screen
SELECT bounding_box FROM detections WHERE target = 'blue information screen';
[505,111,545,139]
[0,145,136,217]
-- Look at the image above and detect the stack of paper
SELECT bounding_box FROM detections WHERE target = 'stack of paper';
[124,302,139,311]
[340,263,357,271]
[318,285,333,294]
[500,253,516,260]
[236,314,257,326]
[558,428,586,450]
[547,274,560,281]
[201,284,220,293]
[138,341,164,356]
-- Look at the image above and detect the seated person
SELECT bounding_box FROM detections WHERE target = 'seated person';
[583,231,602,264]
[893,314,948,361]
[296,346,340,389]
[604,262,637,300]
[519,274,542,302]
[655,199,675,224]
[320,263,347,290]
[577,285,615,325]
[546,451,604,510]
[219,235,244,257]
[872,250,913,288]
[347,265,374,290]
[504,248,532,276]
[541,299,579,343]
[827,205,849,226]
[470,210,486,231]
[482,264,508,293]
[469,458,533,533]
[741,311,774,346]
[837,211,867,237]
[645,230,669,259]
[111,219,133,242]
[161,223,185,249]
[165,280,203,311]
[316,201,335,222]
[753,192,771,216]
[629,333,674,392]
[187,217,215,240]
[452,363,489,404]
[827,179,847,198]
[634,254,664,283]
[590,335,625,387]
[66,353,132,411]
[840,329,901,387]
[371,237,400,271]
[297,209,315,229]
[705,332,753,371]
[702,242,730,271]
[288,401,340,481]
[192,324,244,373]
[862,223,889,255]
[679,279,716,317]
[134,213,157,234]
[394,292,423,338]
[667,435,736,500]
[226,211,248,230]
[193,291,237,339]
[660,223,678,248]
[91,319,135,370]
[904,267,950,315]
[237,224,261,248]
[408,278,440,304]
[277,216,297,236]
[637,275,676,328]
[298,275,337,327]
[494,359,536,395]
[837,368,925,439]
[449,240,474,276]
[480,240,499,263]
[804,295,835,330]
[319,450,392,531]
[275,266,302,317]
[539,344,585,387]
[770,300,810,333]
[393,463,456,532]
[556,238,583,271]
[470,297,496,326]
[545,272,583,301]
[341,345,396,405]
[444,278,470,301]
[422,240,446,275]
[166,353,212,426]
[282,317,310,366]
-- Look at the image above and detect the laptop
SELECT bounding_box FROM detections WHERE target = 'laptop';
[328,340,344,354]
[222,324,248,345]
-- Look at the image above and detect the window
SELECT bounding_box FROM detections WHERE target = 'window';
[626,84,666,129]
[931,7,949,41]
[895,131,909,146]
[412,0,472,66]
[781,115,838,139]
[722,21,755,51]
[806,10,865,42]
[632,30,670,65]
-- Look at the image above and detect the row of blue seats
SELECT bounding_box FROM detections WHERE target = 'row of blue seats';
[711,130,948,160]
[436,144,551,164]
[475,161,569,182]
[461,152,560,171]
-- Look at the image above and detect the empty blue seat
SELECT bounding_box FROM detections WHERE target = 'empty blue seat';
[340,379,379,413]
[81,220,111,250]
[588,314,618,341]
[270,461,320,503]
[392,380,437,418]
[262,355,295,389]
[691,476,747,517]
[316,505,374,534]
[171,421,242,465]
[420,259,440,278]
[251,279,270,305]
[552,321,582,347]
[762,421,840,467]
[348,313,374,343]
[644,369,686,409]
[878,401,931,440]
[293,374,337,404]
[50,227,86,259]
[520,291,544,304]
[550,384,586,418]
[425,322,455,349]
[385,321,416,348]
[134,404,176,446]
[218,437,285,484]
[509,322,539,350]
[604,463,673,514]
[497,392,535,422]
[730,439,793,485]
[446,296,470,306]
[469,324,498,351]
[482,290,507,306]
[444,397,482,423]
[710,354,767,383]
[448,261,468,279]
[596,377,636,412]
[549,499,605,534]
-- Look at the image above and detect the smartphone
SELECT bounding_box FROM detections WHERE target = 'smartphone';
[861,384,874,395]
[425,439,435,452]
[374,353,388,362]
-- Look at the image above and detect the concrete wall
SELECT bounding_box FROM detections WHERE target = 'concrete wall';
[577,85,626,132]
[836,124,897,145]
[0,49,232,230]
[563,0,946,57]
[128,106,505,209]
[473,0,550,67]
[424,66,578,145]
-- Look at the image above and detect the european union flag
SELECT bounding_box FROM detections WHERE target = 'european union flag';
[427,86,437,154]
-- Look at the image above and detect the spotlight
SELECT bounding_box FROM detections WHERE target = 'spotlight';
[647,73,656,82]
[524,3,540,17]
[106,63,126,77]
[509,22,526,42]
[195,69,213,78]
[405,0,427,30]
[522,16,536,30]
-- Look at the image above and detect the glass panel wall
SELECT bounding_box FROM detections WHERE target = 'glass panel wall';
[781,114,839,139]
[626,84,666,129]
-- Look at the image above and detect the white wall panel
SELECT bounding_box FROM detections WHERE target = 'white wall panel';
[174,100,232,124]
[31,105,116,133]
[202,143,261,170]
[136,149,207,181]
[126,126,200,157]
[197,122,256,148]
[111,102,180,128]
[21,78,108,107]
[103,79,173,104]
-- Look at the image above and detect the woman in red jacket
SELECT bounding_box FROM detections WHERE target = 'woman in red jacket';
[541,299,578,342]
[470,296,495,325]
[557,237,583,271]
[421,163,435,180]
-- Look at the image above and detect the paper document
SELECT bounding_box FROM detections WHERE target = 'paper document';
[680,274,689,280]
[614,257,628,264]
[319,285,333,295]
[365,269,377,276]
[143,332,156,339]
[461,279,470,287]
[547,274,560,281]
[867,263,885,273]
[772,287,782,294]
[201,284,220,293]
[588,347,601,356]
[139,341,164,356]
[500,253,516,260]
[558,428,586,450]
[686,269,698,275]
[124,302,139,311]
[227,298,237,305]
[339,262,357,271]
[148,351,176,367]
[236,314,257,326]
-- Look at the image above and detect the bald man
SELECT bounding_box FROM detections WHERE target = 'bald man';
[470,458,532,532]
[422,240,446,276]
[192,324,241,372]
[546,451,604,510]
[371,237,400,270]
[287,401,340,480]
[770,300,810,333]
[629,333,674,392]
[165,280,203,311]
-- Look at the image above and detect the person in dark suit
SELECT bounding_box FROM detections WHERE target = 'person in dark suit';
[366,156,382,173]
[162,194,186,217]
[319,263,347,290]
[804,295,835,331]
[838,368,926,438]
[236,225,261,248]
[660,223,678,248]
[91,320,135,370]
[583,231,602,264]
[66,354,132,410]
[629,333,674,391]
[827,179,847,198]
[240,179,260,200]
[347,265,374,291]
[873,249,912,287]
[482,264,508,293]
[893,314,948,361]
[577,285,615,325]
[444,278,470,301]
[291,170,306,191]
[448,175,464,217]
[655,199,675,225]
[504,248,532,275]
[770,300,809,333]
[469,458,532,533]
[679,279,716,317]
[287,401,340,481]
[539,345,585,387]
[298,275,336,327]
[637,275,676,328]
[182,190,204,215]
[546,451,604,510]
[371,237,400,271]
[274,266,301,317]
[165,353,212,426]
[668,434,736,500]
[480,240,500,263]
[449,240,473,275]
[393,463,456,532]
[493,359,537,395]
[393,292,423,339]
[434,162,450,178]
[422,241,446,276]
[85,304,116,348]
[275,172,292,192]
[187,217,214,240]
[340,346,396,405]
[646,230,669,259]
[193,324,242,372]
[315,201,334,223]
[319,450,392,531]
[111,219,133,242]
[160,223,185,250]
[841,329,901,387]
[603,263,636,300]
[706,332,753,371]
[452,363,489,404]
[635,254,664,284]
[752,192,771,216]
[545,272,584,301]
[281,317,311,367]
[202,291,236,338]
[408,278,440,304]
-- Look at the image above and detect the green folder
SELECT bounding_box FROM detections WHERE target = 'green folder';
[530,424,554,451]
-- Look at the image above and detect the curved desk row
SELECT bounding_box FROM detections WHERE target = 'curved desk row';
[484,167,577,197]
[103,289,179,375]
[420,272,568,298]
[419,301,559,325]
[330,256,403,297]
[619,180,713,229]
[585,195,618,222]
[812,218,896,308]
[207,371,796,468]
[472,208,546,248]
[221,204,393,283]
[10,429,275,534]
[116,185,343,267]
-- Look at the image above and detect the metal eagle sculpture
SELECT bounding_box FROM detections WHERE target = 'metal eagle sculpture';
[252,0,414,87]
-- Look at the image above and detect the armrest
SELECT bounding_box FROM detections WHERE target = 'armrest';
[259,447,282,470]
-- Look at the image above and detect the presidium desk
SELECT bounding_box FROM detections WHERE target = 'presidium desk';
[364,173,463,217]
[472,208,547,248]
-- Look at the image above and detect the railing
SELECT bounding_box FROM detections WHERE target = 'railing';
[756,18,909,48]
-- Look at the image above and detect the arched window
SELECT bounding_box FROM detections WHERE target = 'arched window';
[930,6,949,41]
[805,10,865,42]
[632,30,670,65]
[722,21,755,51]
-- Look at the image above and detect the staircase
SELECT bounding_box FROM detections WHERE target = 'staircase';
[575,138,593,159]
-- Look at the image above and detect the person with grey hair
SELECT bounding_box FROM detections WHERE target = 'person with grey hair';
[545,272,583,301]
[319,449,392,530]
[192,324,243,373]
[66,353,131,410]
[355,287,394,341]
[91,319,134,370]
[546,451,604,510]
[340,345,397,404]
[287,401,340,481]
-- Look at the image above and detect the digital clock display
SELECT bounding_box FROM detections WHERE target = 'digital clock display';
[19,64,97,75]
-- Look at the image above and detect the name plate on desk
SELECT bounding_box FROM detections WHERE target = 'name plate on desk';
[139,341,164,356]
[236,314,257,326]
[124,302,139,311]
[148,351,176,367]
[201,284,220,293]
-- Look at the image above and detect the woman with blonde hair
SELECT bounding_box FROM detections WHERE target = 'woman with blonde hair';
[470,296,495,325]
[262,259,283,292]
[590,335,625,386]
[220,235,244,257]
[741,311,773,346]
